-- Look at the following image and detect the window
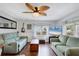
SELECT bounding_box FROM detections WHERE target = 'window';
[49,25,62,35]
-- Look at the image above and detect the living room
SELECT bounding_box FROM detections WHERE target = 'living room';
[0,3,79,56]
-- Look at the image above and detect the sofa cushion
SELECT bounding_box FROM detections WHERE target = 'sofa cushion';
[3,32,18,40]
[16,37,20,41]
[3,32,18,44]
[66,37,79,47]
[51,42,63,47]
[56,45,69,55]
[59,35,69,44]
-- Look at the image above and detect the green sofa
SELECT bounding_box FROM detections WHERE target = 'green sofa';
[50,35,79,56]
[2,32,28,54]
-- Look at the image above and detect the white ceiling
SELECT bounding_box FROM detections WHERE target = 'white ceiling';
[0,3,79,22]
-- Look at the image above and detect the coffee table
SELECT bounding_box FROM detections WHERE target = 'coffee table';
[30,39,39,52]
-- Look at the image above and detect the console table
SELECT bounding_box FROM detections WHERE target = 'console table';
[39,40,45,44]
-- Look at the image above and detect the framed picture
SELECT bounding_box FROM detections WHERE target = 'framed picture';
[66,24,75,35]
[27,24,32,30]
[36,32,41,35]
[0,16,17,29]
[3,23,9,27]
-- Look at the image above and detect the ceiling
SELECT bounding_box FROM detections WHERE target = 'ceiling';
[0,3,79,22]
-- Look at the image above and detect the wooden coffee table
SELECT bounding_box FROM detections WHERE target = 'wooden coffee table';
[30,39,39,52]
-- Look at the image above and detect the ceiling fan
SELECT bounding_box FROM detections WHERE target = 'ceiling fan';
[22,3,50,16]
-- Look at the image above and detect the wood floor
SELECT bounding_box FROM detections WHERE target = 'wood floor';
[2,43,56,56]
[19,43,56,56]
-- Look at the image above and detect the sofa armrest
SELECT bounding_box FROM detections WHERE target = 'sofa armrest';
[19,36,28,39]
[55,44,66,47]
[65,47,79,56]
[56,44,66,46]
[50,38,60,42]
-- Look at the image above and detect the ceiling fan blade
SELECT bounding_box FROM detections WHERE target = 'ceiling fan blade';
[22,12,34,13]
[38,6,49,11]
[25,3,35,11]
[39,12,47,16]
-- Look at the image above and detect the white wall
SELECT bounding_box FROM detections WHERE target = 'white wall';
[17,20,56,42]
[17,21,33,42]
[62,22,79,37]
[62,25,67,35]
[74,24,79,37]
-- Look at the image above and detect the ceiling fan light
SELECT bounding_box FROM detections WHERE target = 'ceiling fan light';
[33,12,40,16]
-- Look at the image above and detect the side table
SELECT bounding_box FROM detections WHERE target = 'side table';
[39,40,45,44]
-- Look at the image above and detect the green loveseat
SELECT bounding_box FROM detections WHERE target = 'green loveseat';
[50,35,79,56]
[2,32,28,54]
